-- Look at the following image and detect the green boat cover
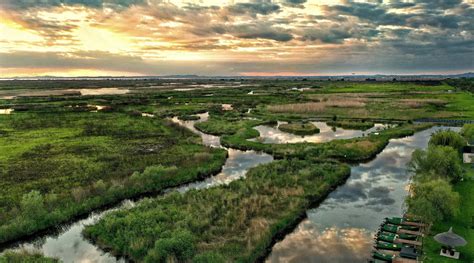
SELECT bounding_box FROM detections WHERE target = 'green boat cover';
[378,233,397,242]
[379,231,417,241]
[376,241,403,251]
[382,224,399,233]
[382,223,419,232]
[372,250,396,262]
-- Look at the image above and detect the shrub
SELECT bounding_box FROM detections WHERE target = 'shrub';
[461,124,474,144]
[406,179,460,223]
[409,145,463,182]
[429,129,466,151]
[145,230,196,263]
[20,191,46,219]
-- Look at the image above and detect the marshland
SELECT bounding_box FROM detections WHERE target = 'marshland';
[0,78,473,262]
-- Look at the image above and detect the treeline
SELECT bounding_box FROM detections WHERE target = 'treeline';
[445,78,474,93]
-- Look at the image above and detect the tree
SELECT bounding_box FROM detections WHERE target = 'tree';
[406,179,460,223]
[461,124,474,145]
[409,145,463,182]
[429,130,466,151]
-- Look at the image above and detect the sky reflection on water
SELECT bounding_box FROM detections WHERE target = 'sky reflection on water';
[252,121,389,144]
[267,126,460,263]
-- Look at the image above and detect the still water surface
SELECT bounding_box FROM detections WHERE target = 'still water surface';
[267,126,460,263]
[252,121,390,144]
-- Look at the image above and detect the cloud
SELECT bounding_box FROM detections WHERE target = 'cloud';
[281,0,307,8]
[0,0,472,76]
[2,0,145,9]
[228,2,280,16]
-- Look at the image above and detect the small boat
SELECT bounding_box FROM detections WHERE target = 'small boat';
[378,232,397,243]
[382,223,419,232]
[378,231,418,241]
[385,217,425,227]
[372,250,396,262]
[376,241,403,251]
[382,224,399,233]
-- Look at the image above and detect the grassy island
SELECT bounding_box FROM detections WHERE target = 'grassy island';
[278,122,320,135]
[326,120,375,130]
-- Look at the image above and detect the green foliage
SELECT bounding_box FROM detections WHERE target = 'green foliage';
[145,230,196,263]
[429,129,466,151]
[194,117,264,136]
[0,250,60,263]
[326,120,375,131]
[409,146,463,182]
[20,191,46,220]
[278,122,320,135]
[406,179,460,223]
[423,166,474,262]
[461,124,474,144]
[192,252,226,263]
[0,112,227,244]
[84,160,350,262]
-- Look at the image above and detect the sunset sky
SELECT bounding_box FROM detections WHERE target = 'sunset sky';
[0,0,473,77]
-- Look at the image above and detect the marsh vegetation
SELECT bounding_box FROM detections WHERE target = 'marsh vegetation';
[0,78,472,262]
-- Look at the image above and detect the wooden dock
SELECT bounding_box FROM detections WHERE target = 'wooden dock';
[394,238,422,247]
[398,229,423,237]
[403,221,426,228]
[393,258,418,263]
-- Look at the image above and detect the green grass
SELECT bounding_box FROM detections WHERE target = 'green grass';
[423,164,474,262]
[0,112,227,244]
[278,122,320,135]
[326,120,374,130]
[0,250,60,263]
[194,116,267,136]
[83,159,351,262]
[221,123,432,161]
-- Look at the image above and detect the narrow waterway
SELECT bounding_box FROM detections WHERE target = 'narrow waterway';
[267,126,460,263]
[1,113,273,263]
[252,121,391,144]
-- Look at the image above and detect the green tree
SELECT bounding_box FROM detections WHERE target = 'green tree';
[406,179,460,223]
[409,145,463,182]
[461,124,474,145]
[429,130,466,151]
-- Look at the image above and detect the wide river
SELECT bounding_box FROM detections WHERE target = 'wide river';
[0,114,457,263]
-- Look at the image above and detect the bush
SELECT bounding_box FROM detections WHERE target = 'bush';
[145,230,196,263]
[429,130,466,151]
[20,191,46,219]
[406,179,460,223]
[461,124,474,144]
[409,145,463,182]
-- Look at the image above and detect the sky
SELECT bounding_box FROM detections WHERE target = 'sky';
[0,0,473,77]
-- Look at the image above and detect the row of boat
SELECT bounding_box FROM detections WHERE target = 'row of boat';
[370,216,426,262]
